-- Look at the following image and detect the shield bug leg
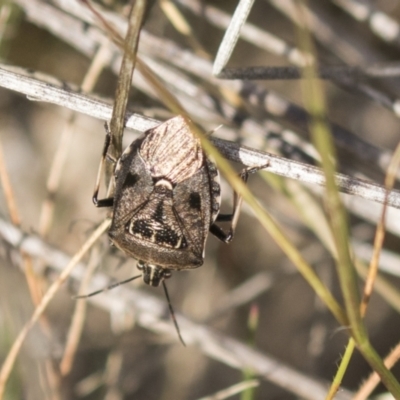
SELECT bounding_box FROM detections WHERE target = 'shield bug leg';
[210,163,269,243]
[92,123,116,208]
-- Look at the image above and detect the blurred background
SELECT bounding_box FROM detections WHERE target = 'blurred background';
[1,0,400,399]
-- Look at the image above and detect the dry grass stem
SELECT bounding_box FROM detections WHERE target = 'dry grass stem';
[0,133,62,399]
[0,218,353,400]
[1,65,400,218]
[349,143,400,398]
[212,0,255,76]
[38,40,112,237]
[0,219,110,400]
[0,138,20,225]
[197,379,259,400]
[59,247,101,376]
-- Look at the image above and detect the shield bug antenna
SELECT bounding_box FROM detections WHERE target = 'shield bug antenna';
[75,274,142,299]
[75,270,186,345]
[92,115,267,343]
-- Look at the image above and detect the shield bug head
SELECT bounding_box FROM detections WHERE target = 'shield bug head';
[137,262,172,287]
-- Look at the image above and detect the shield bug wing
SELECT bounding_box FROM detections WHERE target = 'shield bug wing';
[173,157,221,256]
[171,160,213,265]
[108,137,152,254]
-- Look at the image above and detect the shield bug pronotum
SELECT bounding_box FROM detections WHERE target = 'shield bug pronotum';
[93,115,265,287]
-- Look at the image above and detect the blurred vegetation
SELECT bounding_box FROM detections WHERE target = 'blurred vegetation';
[2,0,400,399]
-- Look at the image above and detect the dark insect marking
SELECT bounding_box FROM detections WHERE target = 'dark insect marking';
[152,201,165,223]
[127,217,188,249]
[155,226,187,248]
[130,220,153,239]
[189,192,201,210]
[124,172,140,187]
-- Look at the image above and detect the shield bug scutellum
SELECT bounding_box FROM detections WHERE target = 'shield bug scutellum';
[88,115,265,341]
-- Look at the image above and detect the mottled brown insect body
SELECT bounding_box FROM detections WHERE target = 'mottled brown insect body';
[107,116,221,286]
[93,115,261,288]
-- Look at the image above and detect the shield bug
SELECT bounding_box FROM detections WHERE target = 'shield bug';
[93,115,263,288]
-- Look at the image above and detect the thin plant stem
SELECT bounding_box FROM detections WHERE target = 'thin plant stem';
[327,138,400,399]
[295,0,400,395]
[3,64,400,215]
[159,0,208,57]
[115,26,355,326]
[213,0,255,75]
[197,128,347,325]
[0,219,111,400]
[59,247,101,376]
[0,137,20,225]
[103,349,124,400]
[38,39,112,237]
[354,342,400,399]
[108,0,148,159]
[241,304,259,400]
[325,340,356,400]
[198,380,259,400]
[361,142,400,313]
[0,217,354,400]
[0,135,62,399]
[296,2,361,335]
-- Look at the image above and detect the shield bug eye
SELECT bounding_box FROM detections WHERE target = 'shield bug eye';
[163,270,172,280]
[137,262,144,271]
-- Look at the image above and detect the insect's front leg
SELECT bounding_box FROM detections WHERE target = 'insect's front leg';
[210,164,269,243]
[93,123,117,208]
